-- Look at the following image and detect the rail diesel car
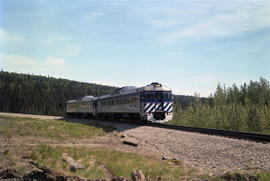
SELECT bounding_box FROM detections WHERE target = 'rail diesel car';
[66,82,173,122]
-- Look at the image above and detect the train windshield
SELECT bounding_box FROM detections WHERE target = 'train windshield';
[163,92,172,101]
[155,92,162,101]
[146,93,153,100]
[144,91,172,102]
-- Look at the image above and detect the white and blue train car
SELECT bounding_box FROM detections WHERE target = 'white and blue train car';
[66,82,173,123]
[66,95,96,116]
[139,83,173,122]
[96,86,141,119]
[96,82,173,122]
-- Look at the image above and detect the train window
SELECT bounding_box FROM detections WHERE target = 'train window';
[163,92,172,101]
[145,93,153,101]
[164,92,169,100]
[155,92,162,101]
[132,97,136,104]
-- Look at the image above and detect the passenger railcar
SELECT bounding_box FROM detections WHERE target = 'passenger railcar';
[66,96,96,117]
[66,82,173,122]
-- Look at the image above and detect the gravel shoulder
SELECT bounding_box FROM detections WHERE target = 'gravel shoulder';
[1,112,270,174]
[82,119,270,173]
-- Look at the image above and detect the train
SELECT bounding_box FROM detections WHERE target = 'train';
[66,82,173,123]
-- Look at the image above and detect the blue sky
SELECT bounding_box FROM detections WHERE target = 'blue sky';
[0,0,270,96]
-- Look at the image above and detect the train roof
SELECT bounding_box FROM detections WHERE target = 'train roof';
[98,82,171,100]
[139,82,171,92]
[66,95,96,103]
[66,82,172,102]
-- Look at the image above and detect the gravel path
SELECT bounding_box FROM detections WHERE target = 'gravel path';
[1,112,270,173]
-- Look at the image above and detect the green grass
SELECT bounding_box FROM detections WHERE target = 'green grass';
[215,171,270,181]
[256,171,270,181]
[31,145,199,180]
[0,116,114,140]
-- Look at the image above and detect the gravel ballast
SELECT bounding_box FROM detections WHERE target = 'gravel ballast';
[97,121,270,172]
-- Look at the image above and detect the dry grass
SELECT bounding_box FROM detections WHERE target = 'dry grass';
[31,145,199,180]
[0,116,114,140]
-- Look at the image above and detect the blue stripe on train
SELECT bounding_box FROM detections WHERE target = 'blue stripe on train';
[163,102,169,110]
[149,104,156,113]
[165,104,172,112]
[156,103,162,110]
[144,103,155,113]
[144,103,152,112]
[144,102,173,113]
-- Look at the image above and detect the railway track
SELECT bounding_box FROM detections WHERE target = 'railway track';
[148,123,270,143]
[2,112,269,143]
[102,119,270,143]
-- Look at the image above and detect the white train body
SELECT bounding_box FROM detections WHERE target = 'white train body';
[66,82,173,123]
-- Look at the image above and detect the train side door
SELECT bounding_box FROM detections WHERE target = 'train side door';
[93,100,97,116]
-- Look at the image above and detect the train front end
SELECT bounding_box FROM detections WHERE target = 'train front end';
[141,82,173,123]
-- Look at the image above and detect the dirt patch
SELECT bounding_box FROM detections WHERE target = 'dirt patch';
[0,112,63,120]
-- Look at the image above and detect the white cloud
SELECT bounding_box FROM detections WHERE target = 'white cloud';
[69,45,80,56]
[150,20,185,28]
[46,57,65,65]
[45,33,66,45]
[0,28,24,42]
[148,1,270,45]
[0,53,70,78]
[85,11,103,22]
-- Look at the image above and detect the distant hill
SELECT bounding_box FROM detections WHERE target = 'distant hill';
[0,71,116,115]
[0,70,199,116]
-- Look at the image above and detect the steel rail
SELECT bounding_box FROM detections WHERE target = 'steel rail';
[70,116,270,143]
[101,119,270,143]
[139,122,270,143]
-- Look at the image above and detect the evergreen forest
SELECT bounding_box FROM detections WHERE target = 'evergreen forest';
[0,71,116,115]
[171,78,270,134]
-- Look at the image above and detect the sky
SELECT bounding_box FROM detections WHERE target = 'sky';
[0,0,270,97]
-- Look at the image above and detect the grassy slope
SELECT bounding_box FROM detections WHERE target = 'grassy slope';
[0,116,114,140]
[31,145,198,180]
[1,115,270,180]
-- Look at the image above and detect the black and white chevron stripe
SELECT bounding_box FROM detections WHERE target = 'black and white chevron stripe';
[144,102,172,113]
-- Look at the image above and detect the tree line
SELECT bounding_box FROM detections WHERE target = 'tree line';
[170,78,270,134]
[0,71,198,116]
[0,71,116,115]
